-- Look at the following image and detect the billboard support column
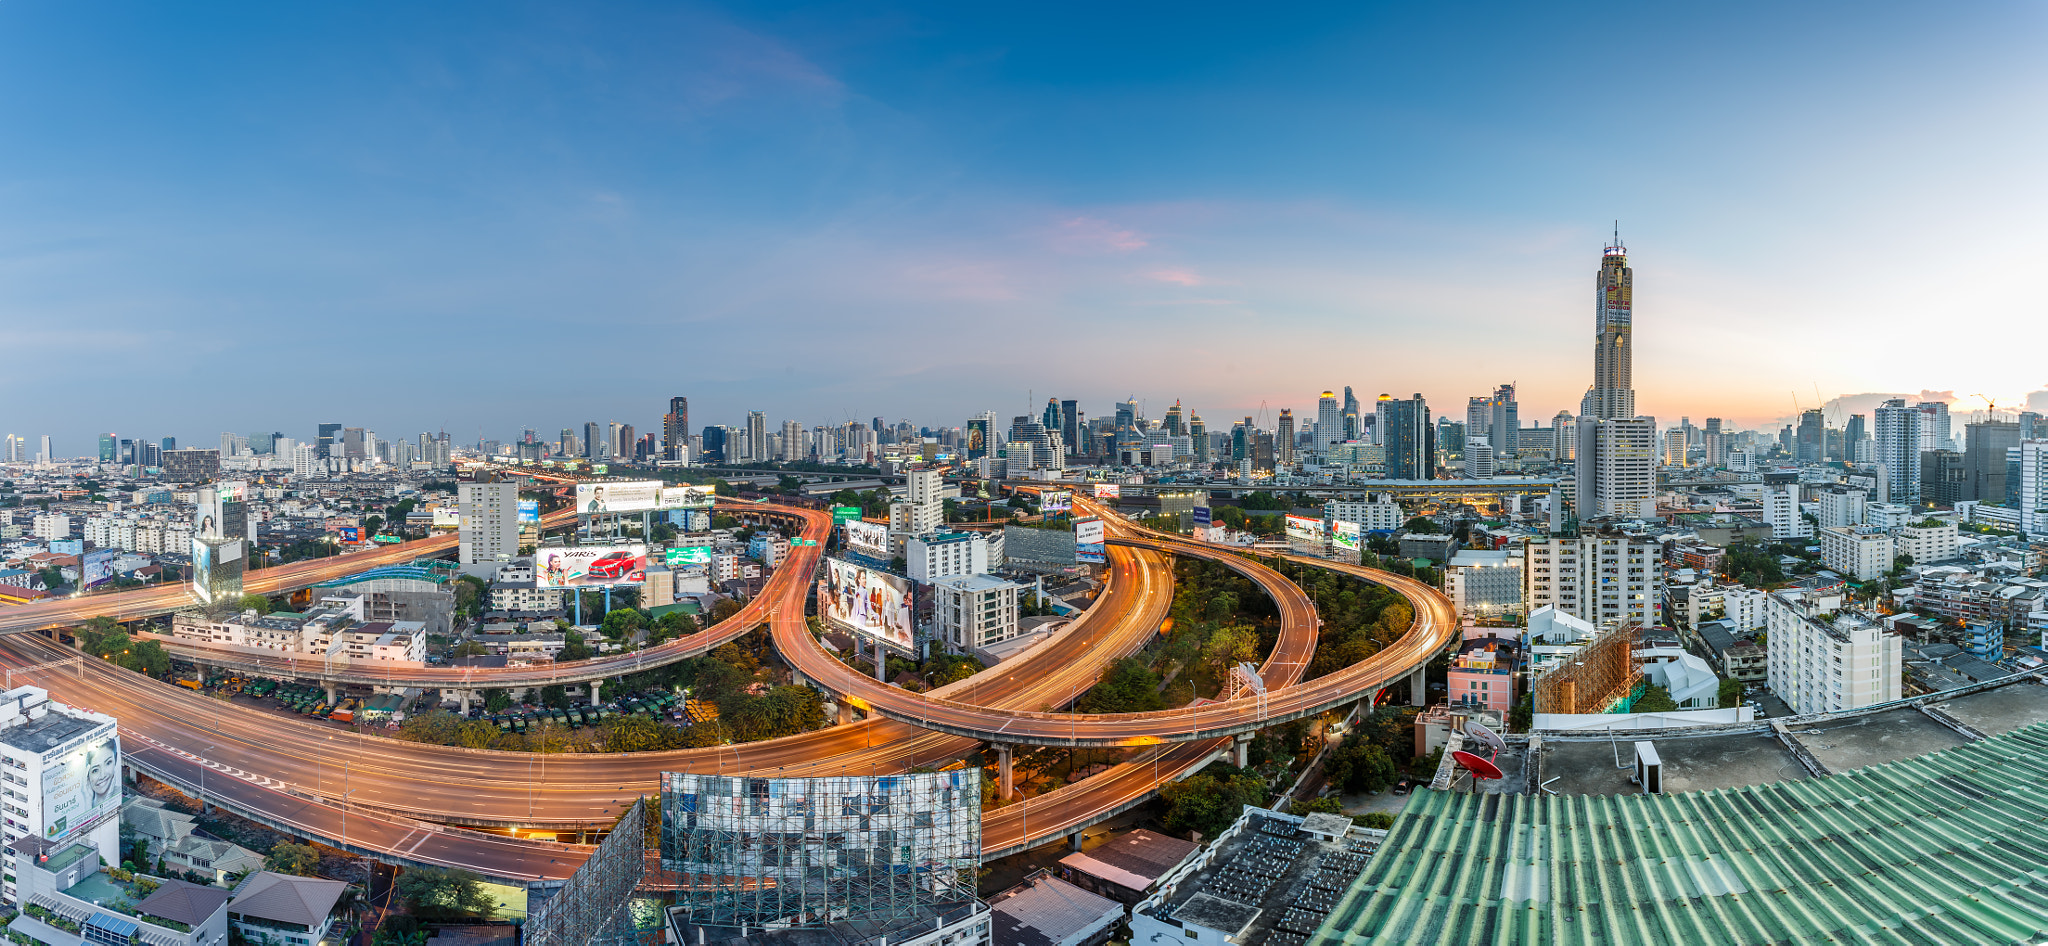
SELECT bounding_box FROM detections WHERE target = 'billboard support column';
[872,643,886,682]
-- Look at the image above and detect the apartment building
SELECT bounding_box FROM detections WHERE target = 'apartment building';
[1765,583,1901,715]
[1523,527,1662,630]
[1819,526,1895,581]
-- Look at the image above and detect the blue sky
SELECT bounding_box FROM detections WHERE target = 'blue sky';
[5,2,2047,454]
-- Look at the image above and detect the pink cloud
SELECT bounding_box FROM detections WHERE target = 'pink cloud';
[1144,268,1205,286]
[1055,217,1148,254]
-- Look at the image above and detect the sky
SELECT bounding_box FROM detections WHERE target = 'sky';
[4,2,2048,455]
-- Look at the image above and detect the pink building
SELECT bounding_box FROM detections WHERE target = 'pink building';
[1446,631,1518,714]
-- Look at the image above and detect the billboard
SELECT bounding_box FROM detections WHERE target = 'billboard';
[1193,506,1212,527]
[1285,515,1325,544]
[1074,517,1106,564]
[1331,519,1361,551]
[536,544,649,588]
[1040,490,1072,514]
[844,519,891,558]
[831,505,862,522]
[49,539,83,556]
[82,549,116,589]
[431,508,462,529]
[576,481,715,514]
[43,731,120,844]
[517,500,541,523]
[1092,483,1121,500]
[665,546,712,567]
[966,418,990,459]
[576,481,664,515]
[339,527,360,543]
[821,558,913,649]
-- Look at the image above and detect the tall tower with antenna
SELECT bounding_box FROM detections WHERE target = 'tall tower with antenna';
[1575,226,1658,521]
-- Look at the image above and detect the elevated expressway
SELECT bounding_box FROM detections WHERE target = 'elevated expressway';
[0,492,1458,881]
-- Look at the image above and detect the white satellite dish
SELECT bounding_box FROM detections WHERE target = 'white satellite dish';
[1464,721,1507,756]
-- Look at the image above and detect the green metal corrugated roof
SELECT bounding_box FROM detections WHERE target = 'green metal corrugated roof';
[1311,723,2048,946]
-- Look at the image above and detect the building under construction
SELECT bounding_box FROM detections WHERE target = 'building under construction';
[660,771,988,946]
[1531,620,1643,715]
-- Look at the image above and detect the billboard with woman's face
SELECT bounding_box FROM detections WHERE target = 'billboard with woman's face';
[43,732,120,843]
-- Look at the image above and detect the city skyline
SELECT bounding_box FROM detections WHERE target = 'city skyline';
[6,3,2048,450]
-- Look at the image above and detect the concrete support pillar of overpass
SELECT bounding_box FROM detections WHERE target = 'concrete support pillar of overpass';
[995,743,1016,801]
[1071,831,1085,853]
[458,690,471,716]
[1233,734,1253,768]
[325,682,339,704]
[588,679,603,706]
[1409,666,1426,707]
[837,701,853,725]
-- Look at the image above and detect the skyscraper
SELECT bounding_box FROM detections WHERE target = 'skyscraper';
[559,428,575,457]
[1552,411,1576,462]
[1276,409,1295,468]
[1316,391,1342,455]
[701,426,728,464]
[317,423,341,459]
[1574,234,1658,520]
[583,421,603,459]
[1917,401,1953,452]
[1163,401,1184,437]
[1874,398,1923,506]
[1465,385,1518,463]
[1796,409,1825,464]
[1382,395,1433,480]
[665,397,689,461]
[98,433,116,463]
[1061,399,1080,456]
[747,411,768,462]
[1342,387,1361,442]
[1190,415,1208,462]
[617,423,636,460]
[1962,420,2020,502]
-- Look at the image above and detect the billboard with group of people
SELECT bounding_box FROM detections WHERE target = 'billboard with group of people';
[820,558,913,650]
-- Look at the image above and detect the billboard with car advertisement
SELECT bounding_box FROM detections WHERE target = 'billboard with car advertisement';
[820,557,914,650]
[43,730,120,844]
[1284,515,1325,544]
[844,519,891,558]
[536,543,649,588]
[1092,484,1121,500]
[1074,516,1106,564]
[1331,519,1360,551]
[1039,490,1072,514]
[661,485,717,509]
[82,549,116,589]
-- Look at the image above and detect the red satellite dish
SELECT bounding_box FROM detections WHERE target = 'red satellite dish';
[1451,749,1504,781]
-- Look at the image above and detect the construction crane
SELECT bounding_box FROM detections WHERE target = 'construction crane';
[1973,394,2000,424]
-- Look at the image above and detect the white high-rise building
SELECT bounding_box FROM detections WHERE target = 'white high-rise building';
[1550,411,1575,462]
[1522,527,1661,630]
[1761,471,1810,540]
[1765,584,1900,715]
[1315,391,1342,456]
[458,482,521,571]
[906,530,997,583]
[0,686,122,902]
[746,411,768,462]
[1574,236,1657,520]
[1463,437,1495,478]
[1815,486,1868,529]
[1917,401,1954,453]
[2017,440,2048,539]
[1818,527,1893,581]
[931,574,1022,651]
[1874,399,1923,506]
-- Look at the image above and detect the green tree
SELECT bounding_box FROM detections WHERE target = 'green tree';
[1717,677,1745,709]
[1401,516,1443,534]
[1358,812,1396,830]
[1201,625,1259,676]
[539,685,568,709]
[1324,736,1399,794]
[265,842,322,876]
[1160,767,1267,840]
[451,641,488,659]
[37,566,64,591]
[1633,684,1680,713]
[395,866,496,920]
[1294,796,1345,815]
[600,609,647,641]
[558,631,592,662]
[483,688,512,713]
[237,594,274,615]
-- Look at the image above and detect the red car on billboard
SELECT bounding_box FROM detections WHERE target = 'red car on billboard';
[587,550,642,582]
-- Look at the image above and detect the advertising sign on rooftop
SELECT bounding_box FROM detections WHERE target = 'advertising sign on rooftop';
[843,519,891,559]
[43,731,120,845]
[1092,484,1121,500]
[665,547,712,567]
[81,549,116,589]
[1074,516,1106,564]
[820,557,913,650]
[1040,490,1072,514]
[537,544,648,588]
[1331,519,1361,551]
[1285,514,1325,544]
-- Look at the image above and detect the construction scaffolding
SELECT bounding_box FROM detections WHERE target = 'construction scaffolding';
[525,798,648,946]
[1531,620,1642,715]
[660,771,981,935]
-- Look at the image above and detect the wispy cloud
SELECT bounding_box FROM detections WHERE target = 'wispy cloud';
[1143,267,1206,286]
[1053,216,1148,254]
